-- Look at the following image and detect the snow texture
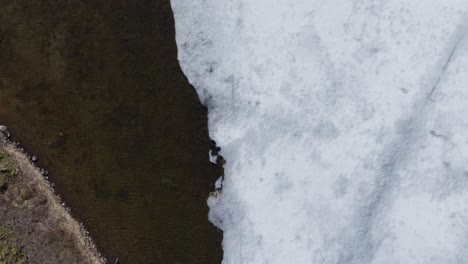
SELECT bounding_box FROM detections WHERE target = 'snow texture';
[171,1,468,263]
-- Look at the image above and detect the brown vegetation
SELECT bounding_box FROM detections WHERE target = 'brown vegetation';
[0,129,105,264]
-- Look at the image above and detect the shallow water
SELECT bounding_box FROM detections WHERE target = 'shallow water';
[0,1,222,263]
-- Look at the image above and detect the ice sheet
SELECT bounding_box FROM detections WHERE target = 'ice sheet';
[171,1,468,263]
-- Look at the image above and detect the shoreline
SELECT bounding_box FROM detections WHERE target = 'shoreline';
[0,1,223,261]
[0,126,106,263]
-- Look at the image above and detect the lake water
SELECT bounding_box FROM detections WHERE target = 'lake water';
[0,1,222,263]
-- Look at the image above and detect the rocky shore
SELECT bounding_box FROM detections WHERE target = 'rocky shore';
[0,126,105,264]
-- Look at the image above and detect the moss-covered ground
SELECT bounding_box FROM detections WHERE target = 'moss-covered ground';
[0,227,26,264]
[0,150,18,189]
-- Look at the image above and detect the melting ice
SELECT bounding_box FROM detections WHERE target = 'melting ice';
[171,1,468,263]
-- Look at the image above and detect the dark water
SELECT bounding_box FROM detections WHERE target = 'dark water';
[0,1,222,263]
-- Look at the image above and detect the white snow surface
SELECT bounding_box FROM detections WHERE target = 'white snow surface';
[171,1,468,263]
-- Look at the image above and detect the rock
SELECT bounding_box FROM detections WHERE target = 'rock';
[31,156,38,162]
[0,125,10,138]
